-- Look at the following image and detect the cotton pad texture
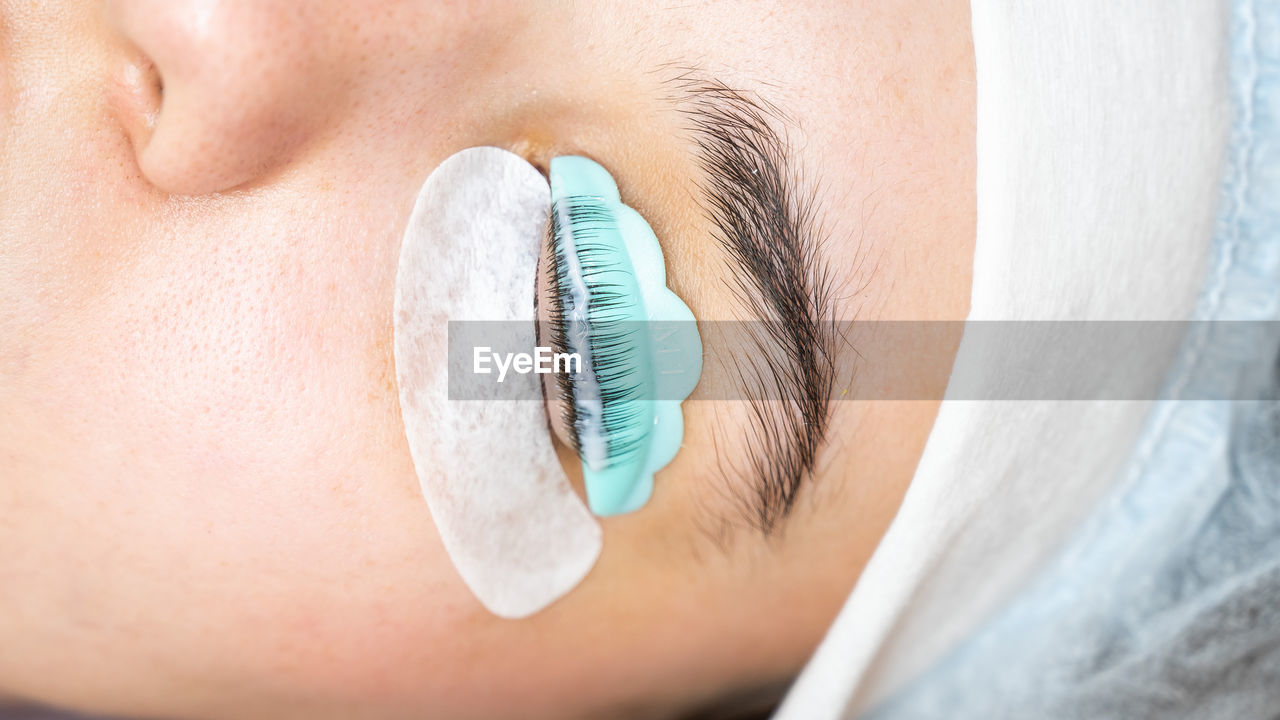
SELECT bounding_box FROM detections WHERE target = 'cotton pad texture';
[393,146,602,619]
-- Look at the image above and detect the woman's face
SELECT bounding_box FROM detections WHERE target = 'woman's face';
[0,2,974,718]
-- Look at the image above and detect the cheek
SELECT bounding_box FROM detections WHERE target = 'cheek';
[117,211,387,488]
[94,204,465,677]
[0,175,499,708]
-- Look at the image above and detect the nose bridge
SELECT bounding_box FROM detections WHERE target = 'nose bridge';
[107,0,340,196]
[106,0,222,80]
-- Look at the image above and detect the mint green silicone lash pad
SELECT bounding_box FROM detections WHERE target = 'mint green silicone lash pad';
[547,156,703,517]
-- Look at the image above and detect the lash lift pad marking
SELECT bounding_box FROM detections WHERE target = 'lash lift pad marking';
[394,147,602,619]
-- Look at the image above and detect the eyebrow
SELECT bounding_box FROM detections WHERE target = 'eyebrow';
[667,72,840,534]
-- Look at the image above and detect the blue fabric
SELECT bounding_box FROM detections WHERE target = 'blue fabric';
[863,2,1280,718]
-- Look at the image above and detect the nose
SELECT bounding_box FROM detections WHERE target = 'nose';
[105,0,353,195]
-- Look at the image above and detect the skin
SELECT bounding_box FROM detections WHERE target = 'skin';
[0,1,974,719]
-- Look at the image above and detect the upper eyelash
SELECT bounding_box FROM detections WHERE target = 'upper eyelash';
[545,196,651,464]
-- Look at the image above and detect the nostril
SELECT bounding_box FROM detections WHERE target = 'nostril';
[105,1,353,196]
[151,62,163,103]
[113,53,164,138]
[135,57,163,125]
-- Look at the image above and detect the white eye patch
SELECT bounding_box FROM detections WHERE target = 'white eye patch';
[393,146,602,619]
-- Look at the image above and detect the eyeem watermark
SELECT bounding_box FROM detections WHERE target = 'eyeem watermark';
[452,320,1280,401]
[473,346,582,383]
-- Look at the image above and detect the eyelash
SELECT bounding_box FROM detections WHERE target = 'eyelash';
[544,197,652,469]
